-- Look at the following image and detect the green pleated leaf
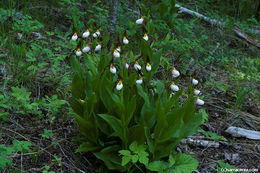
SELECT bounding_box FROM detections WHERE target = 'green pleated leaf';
[71,74,84,99]
[94,145,125,171]
[98,114,123,140]
[76,142,100,152]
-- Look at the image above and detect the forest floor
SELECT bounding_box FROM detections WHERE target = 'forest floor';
[1,99,259,173]
[1,62,259,173]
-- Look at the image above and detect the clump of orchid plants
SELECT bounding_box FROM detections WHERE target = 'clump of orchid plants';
[68,14,205,173]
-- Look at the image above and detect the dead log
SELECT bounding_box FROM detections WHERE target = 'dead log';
[225,126,260,140]
[175,4,260,48]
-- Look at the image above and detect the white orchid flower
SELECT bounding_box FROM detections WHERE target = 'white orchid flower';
[71,33,78,41]
[136,77,143,84]
[143,33,148,41]
[194,89,201,96]
[196,98,204,105]
[82,29,90,38]
[146,63,151,71]
[134,62,141,71]
[113,49,120,58]
[95,44,101,51]
[170,82,179,92]
[110,64,117,74]
[136,17,144,24]
[192,78,199,85]
[82,45,90,53]
[116,80,123,91]
[123,37,129,44]
[172,68,180,78]
[75,48,82,56]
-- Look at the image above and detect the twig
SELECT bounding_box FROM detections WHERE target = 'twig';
[57,143,86,173]
[21,153,23,173]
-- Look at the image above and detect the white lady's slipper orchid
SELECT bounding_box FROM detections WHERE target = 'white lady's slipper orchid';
[93,30,100,38]
[71,33,78,41]
[82,30,90,38]
[95,44,101,52]
[93,32,98,38]
[196,98,204,105]
[143,33,148,41]
[170,82,179,92]
[134,62,141,71]
[75,48,82,56]
[116,80,123,91]
[116,46,121,52]
[123,37,129,44]
[113,49,120,58]
[82,45,90,53]
[136,77,143,84]
[110,64,117,74]
[146,63,151,71]
[172,68,180,78]
[125,63,129,69]
[192,78,199,85]
[136,17,144,24]
[194,89,201,96]
[96,30,100,36]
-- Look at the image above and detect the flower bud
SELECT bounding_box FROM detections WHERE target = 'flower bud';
[194,89,201,96]
[116,80,123,91]
[75,48,82,56]
[196,98,204,105]
[78,99,85,104]
[143,33,148,41]
[192,78,198,85]
[71,33,78,41]
[134,62,141,71]
[146,63,151,71]
[110,64,117,74]
[136,77,143,84]
[82,30,90,38]
[136,17,144,24]
[82,45,90,53]
[123,37,129,44]
[170,82,179,92]
[172,68,180,78]
[125,63,129,69]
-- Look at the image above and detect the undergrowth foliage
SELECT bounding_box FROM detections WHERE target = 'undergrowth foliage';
[68,7,205,172]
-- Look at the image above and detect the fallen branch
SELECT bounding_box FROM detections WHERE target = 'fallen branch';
[175,4,260,48]
[225,126,260,140]
[176,4,225,26]
[182,138,220,148]
[234,25,260,48]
